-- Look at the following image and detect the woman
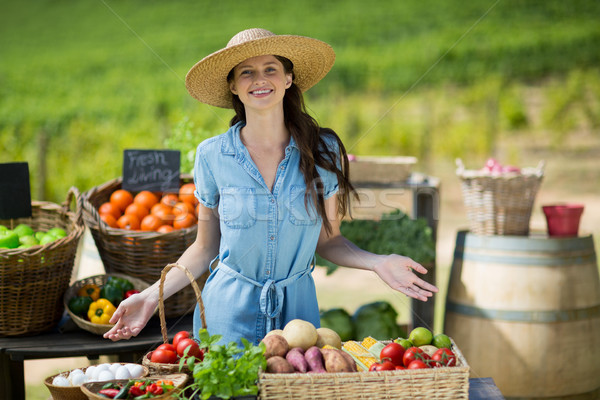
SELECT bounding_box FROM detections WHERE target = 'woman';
[104,28,438,345]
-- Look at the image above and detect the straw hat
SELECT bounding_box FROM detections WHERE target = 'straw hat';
[185,28,335,108]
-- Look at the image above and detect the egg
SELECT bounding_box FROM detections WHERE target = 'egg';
[97,370,115,382]
[52,375,70,387]
[114,365,131,380]
[67,369,84,385]
[125,364,144,378]
[85,366,96,379]
[109,363,122,375]
[70,373,88,386]
[92,364,110,380]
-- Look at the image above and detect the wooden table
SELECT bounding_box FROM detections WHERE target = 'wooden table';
[0,313,193,400]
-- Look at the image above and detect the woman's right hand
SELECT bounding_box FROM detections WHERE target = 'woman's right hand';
[103,291,157,341]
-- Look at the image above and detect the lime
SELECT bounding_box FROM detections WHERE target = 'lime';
[39,234,57,245]
[432,333,452,349]
[47,227,67,238]
[394,338,413,350]
[13,224,34,238]
[408,327,433,347]
[19,235,39,247]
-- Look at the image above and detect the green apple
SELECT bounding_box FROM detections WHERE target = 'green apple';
[47,227,67,238]
[0,230,20,249]
[19,235,39,247]
[39,234,57,246]
[35,231,45,241]
[13,224,35,238]
[0,225,8,232]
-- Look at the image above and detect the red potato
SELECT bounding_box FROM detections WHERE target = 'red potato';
[286,347,308,373]
[304,346,326,373]
[266,356,295,373]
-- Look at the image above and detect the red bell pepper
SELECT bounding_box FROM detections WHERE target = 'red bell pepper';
[128,385,145,397]
[124,289,140,298]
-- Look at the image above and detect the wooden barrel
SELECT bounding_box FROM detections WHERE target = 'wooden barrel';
[445,231,600,399]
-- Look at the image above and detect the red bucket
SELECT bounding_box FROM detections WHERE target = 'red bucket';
[542,204,584,237]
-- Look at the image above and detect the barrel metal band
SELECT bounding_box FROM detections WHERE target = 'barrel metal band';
[453,251,597,266]
[446,301,600,323]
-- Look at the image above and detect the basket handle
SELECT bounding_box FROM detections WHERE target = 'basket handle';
[455,158,465,174]
[81,188,110,234]
[62,186,83,227]
[158,263,207,344]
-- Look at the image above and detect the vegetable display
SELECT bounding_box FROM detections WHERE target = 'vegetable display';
[90,378,175,399]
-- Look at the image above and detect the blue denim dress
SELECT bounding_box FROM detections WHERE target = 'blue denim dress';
[192,121,339,345]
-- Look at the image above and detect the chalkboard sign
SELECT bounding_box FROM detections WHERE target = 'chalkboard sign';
[122,149,181,192]
[0,162,32,219]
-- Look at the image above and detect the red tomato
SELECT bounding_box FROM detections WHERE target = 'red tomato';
[407,359,430,369]
[402,346,431,367]
[176,338,202,359]
[172,331,190,349]
[150,349,178,364]
[432,348,456,367]
[375,360,396,371]
[369,363,380,371]
[395,365,406,370]
[379,342,406,366]
[156,343,176,353]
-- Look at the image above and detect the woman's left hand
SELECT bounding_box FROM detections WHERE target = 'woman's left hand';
[372,254,439,301]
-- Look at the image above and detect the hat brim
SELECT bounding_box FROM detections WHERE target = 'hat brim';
[185,35,335,108]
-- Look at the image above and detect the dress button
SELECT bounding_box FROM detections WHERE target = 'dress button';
[270,198,275,203]
[270,235,275,241]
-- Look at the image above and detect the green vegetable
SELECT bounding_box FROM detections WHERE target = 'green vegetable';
[316,209,435,275]
[352,301,404,340]
[114,380,134,399]
[68,296,93,317]
[100,284,124,306]
[320,308,355,341]
[181,329,266,400]
[106,276,134,293]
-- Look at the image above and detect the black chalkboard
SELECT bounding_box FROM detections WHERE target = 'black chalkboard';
[0,162,32,219]
[122,149,181,192]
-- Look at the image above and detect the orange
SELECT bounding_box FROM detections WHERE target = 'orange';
[173,213,197,230]
[100,213,118,228]
[140,214,163,231]
[179,183,198,207]
[134,190,159,210]
[173,201,195,217]
[160,193,179,207]
[99,202,121,220]
[110,189,134,212]
[124,202,149,221]
[157,225,174,233]
[117,213,140,230]
[151,203,175,226]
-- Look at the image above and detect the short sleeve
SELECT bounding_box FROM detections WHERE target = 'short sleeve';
[193,144,219,208]
[317,134,340,199]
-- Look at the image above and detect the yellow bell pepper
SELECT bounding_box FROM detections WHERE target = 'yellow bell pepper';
[87,298,116,324]
[78,284,100,301]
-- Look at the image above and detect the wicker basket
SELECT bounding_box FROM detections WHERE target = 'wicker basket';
[44,364,149,400]
[80,373,187,400]
[258,339,470,400]
[63,273,152,335]
[0,187,85,337]
[456,159,545,236]
[82,176,208,317]
[142,263,206,377]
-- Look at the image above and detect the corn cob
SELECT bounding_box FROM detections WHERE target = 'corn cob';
[361,336,385,359]
[342,341,377,371]
[321,344,337,350]
[361,336,378,349]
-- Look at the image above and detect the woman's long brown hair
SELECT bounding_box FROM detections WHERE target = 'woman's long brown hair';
[227,56,356,234]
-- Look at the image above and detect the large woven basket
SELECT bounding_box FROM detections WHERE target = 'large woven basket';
[456,159,544,236]
[142,263,206,377]
[80,373,188,400]
[0,187,85,336]
[82,176,207,317]
[63,273,152,335]
[258,339,470,400]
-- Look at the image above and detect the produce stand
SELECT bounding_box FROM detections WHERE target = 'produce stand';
[0,313,193,400]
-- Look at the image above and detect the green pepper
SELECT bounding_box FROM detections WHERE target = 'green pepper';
[100,285,123,307]
[68,296,93,317]
[114,380,134,399]
[106,276,134,293]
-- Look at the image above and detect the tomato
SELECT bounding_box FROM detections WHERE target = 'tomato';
[395,365,406,370]
[150,349,178,364]
[369,363,380,371]
[156,343,176,353]
[407,359,429,369]
[402,347,428,367]
[172,331,190,349]
[375,360,396,371]
[176,338,202,359]
[432,348,456,367]
[379,342,405,366]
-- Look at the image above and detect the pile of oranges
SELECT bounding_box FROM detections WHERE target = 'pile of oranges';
[98,183,199,232]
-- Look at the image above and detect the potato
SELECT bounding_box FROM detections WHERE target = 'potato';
[286,347,308,373]
[304,346,326,373]
[321,348,356,373]
[265,329,284,337]
[282,319,318,351]
[261,334,289,359]
[266,356,295,373]
[315,327,342,349]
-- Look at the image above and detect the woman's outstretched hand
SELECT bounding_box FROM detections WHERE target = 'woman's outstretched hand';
[373,254,439,301]
[103,292,157,341]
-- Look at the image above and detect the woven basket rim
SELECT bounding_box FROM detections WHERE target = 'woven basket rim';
[80,373,188,400]
[455,158,545,179]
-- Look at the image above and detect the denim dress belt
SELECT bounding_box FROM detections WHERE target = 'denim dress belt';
[211,260,314,334]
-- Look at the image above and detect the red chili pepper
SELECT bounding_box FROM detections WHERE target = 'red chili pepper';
[98,388,120,398]
[128,385,145,397]
[124,289,140,298]
[146,383,163,395]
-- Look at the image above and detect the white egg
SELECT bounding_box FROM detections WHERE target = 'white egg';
[114,365,131,380]
[97,370,115,382]
[109,363,122,374]
[92,364,109,380]
[52,375,71,387]
[70,373,88,386]
[85,366,96,379]
[69,368,84,377]
[125,364,144,378]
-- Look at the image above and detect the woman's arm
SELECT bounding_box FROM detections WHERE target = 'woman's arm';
[315,194,438,301]
[103,204,220,340]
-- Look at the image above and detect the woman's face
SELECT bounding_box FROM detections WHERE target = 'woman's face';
[229,55,292,112]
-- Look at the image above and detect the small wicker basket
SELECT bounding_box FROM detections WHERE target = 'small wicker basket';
[0,187,85,336]
[142,263,206,377]
[80,373,187,400]
[456,159,545,236]
[63,273,152,335]
[82,176,208,317]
